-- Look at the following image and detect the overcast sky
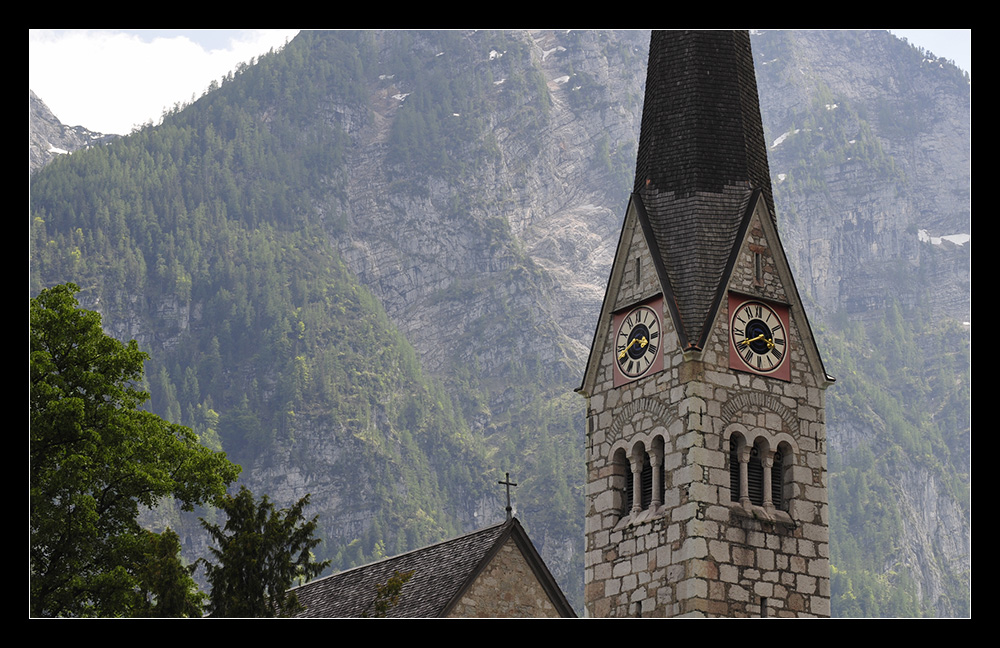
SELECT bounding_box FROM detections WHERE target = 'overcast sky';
[29,29,970,137]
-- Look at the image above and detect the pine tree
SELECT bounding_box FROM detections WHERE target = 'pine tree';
[201,487,330,617]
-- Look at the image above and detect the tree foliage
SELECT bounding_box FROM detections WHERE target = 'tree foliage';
[362,569,415,617]
[29,283,240,617]
[201,486,330,617]
[132,528,206,617]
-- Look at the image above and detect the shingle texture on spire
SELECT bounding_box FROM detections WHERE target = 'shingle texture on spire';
[634,30,775,348]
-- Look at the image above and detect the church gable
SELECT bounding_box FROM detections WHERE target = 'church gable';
[290,518,574,617]
[445,537,563,617]
[713,193,831,386]
[728,199,790,305]
[613,203,662,312]
[579,198,681,396]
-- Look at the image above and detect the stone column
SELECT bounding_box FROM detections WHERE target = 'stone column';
[650,451,662,508]
[739,445,751,509]
[631,451,643,515]
[762,452,774,509]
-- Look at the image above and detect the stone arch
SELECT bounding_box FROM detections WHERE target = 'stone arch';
[720,391,799,435]
[608,397,675,446]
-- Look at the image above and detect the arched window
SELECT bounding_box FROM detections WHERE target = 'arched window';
[729,436,741,503]
[613,448,630,518]
[727,429,794,513]
[618,436,665,519]
[748,442,765,506]
[640,452,653,509]
[771,444,791,511]
[627,444,647,515]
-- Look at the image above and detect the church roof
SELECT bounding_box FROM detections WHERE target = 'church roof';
[634,30,774,350]
[289,518,575,617]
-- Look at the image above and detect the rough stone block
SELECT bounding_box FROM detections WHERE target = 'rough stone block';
[709,540,730,562]
[676,578,708,600]
[729,584,749,602]
[732,546,755,566]
[802,522,827,543]
[808,557,829,578]
[678,537,709,561]
[689,446,724,468]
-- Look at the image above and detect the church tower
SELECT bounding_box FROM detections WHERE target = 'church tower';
[578,31,834,618]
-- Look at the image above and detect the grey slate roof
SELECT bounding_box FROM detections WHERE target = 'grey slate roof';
[633,30,774,349]
[289,518,574,617]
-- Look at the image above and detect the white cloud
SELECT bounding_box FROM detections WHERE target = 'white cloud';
[29,29,298,135]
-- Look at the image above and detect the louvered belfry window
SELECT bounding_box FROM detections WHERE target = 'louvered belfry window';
[625,470,634,514]
[730,438,740,503]
[771,449,784,510]
[747,443,765,506]
[616,450,632,517]
[640,453,653,509]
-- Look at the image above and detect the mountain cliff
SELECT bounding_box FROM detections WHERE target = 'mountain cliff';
[752,30,970,616]
[29,29,970,615]
[29,90,117,175]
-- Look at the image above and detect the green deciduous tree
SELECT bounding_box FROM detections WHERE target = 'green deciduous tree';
[30,283,240,617]
[200,486,330,617]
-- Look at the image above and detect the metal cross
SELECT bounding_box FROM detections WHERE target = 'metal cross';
[498,472,517,521]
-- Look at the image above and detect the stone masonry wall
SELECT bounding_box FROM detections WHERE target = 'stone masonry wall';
[446,538,562,618]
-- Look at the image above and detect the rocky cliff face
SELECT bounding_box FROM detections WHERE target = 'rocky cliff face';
[29,90,117,175]
[289,31,651,597]
[752,30,970,615]
[323,30,647,382]
[754,30,970,322]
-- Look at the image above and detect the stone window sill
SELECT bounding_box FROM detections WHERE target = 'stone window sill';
[728,501,796,527]
[613,504,668,531]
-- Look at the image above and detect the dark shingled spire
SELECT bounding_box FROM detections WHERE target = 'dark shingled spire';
[633,30,776,349]
[634,30,774,216]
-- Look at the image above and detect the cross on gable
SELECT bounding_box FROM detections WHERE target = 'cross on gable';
[498,472,517,521]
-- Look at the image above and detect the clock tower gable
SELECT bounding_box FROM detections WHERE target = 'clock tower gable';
[579,196,680,397]
[715,192,832,387]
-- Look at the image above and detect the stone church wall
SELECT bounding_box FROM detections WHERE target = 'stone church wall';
[447,538,563,617]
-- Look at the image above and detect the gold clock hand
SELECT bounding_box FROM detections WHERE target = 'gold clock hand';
[618,336,650,359]
[739,333,766,346]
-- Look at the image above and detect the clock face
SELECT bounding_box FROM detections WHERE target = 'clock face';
[614,304,662,380]
[729,297,789,378]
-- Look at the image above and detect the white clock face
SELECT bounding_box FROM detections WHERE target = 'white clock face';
[615,305,661,379]
[730,300,787,374]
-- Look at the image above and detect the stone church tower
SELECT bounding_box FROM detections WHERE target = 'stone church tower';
[578,30,834,618]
